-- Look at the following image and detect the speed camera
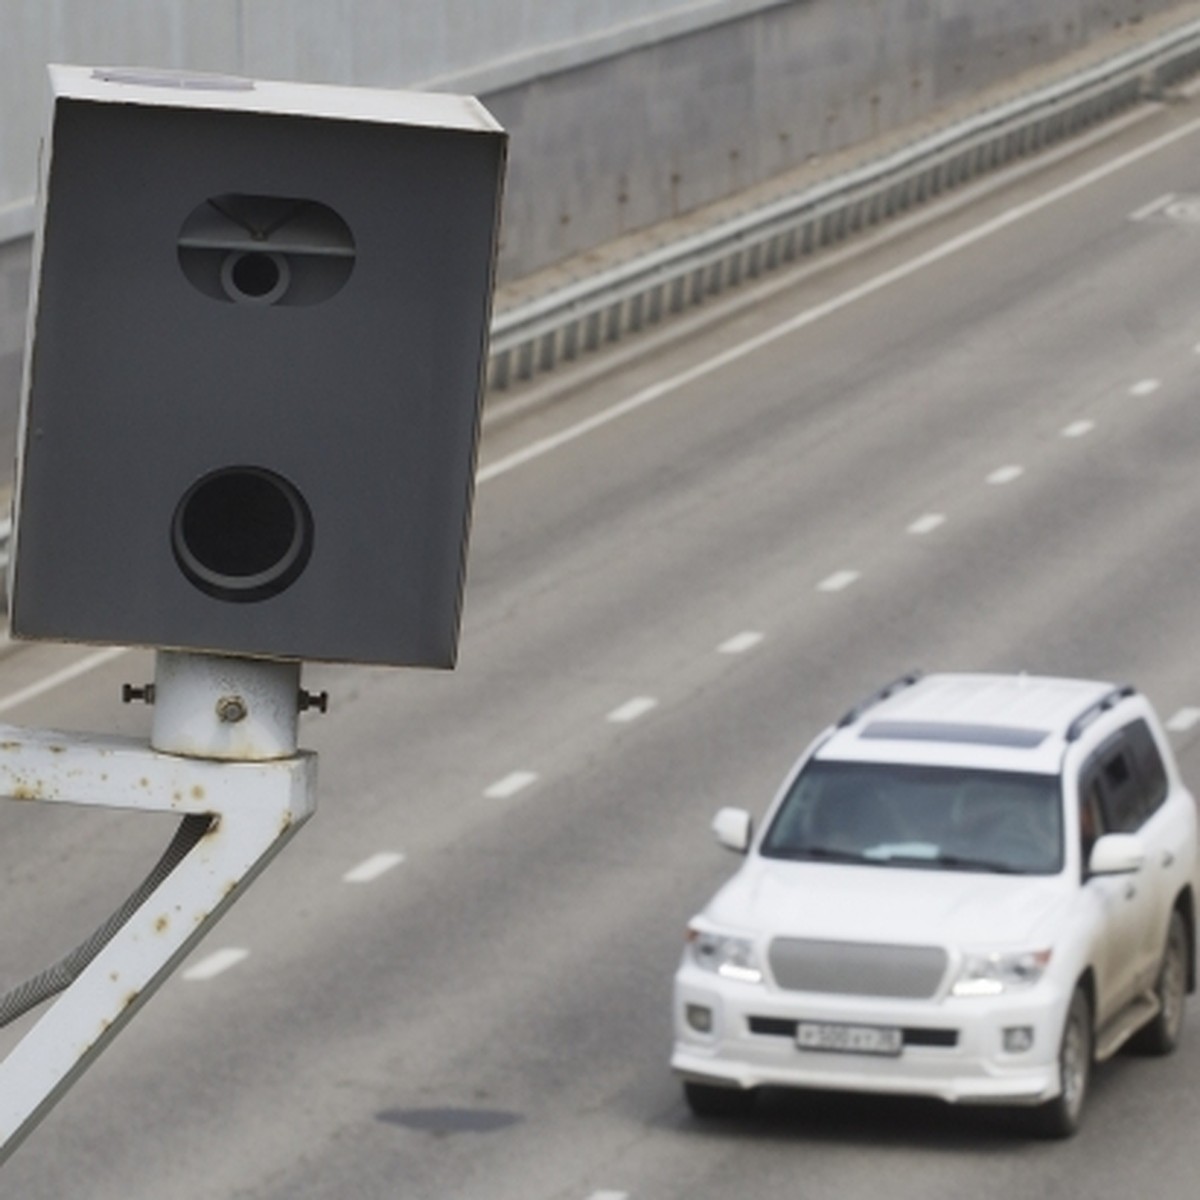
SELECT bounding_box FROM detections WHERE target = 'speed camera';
[11,64,506,667]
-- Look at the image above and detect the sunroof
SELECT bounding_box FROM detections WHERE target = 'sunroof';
[860,720,1050,749]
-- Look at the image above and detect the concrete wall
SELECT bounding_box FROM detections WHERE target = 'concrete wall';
[0,0,1194,441]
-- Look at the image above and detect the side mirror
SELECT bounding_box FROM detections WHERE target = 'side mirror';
[1088,832,1146,876]
[711,807,753,854]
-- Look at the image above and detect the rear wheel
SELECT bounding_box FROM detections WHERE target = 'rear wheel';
[1029,985,1092,1139]
[683,1081,757,1118]
[1129,908,1189,1056]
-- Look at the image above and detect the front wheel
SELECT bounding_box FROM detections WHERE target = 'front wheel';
[1028,985,1092,1139]
[1129,908,1189,1056]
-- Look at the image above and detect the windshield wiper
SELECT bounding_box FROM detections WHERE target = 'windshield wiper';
[879,851,1023,874]
[763,845,873,864]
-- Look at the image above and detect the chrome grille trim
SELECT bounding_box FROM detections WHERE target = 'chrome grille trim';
[768,938,948,998]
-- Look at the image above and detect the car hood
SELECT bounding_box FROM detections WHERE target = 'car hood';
[704,858,1070,947]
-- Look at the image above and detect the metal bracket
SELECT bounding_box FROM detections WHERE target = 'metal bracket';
[0,652,318,1165]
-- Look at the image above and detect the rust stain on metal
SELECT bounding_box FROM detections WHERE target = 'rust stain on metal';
[204,814,222,837]
[154,915,169,934]
[192,785,205,802]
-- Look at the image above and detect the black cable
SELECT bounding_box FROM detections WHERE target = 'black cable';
[0,813,213,1028]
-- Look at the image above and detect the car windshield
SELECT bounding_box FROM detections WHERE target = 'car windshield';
[760,760,1063,875]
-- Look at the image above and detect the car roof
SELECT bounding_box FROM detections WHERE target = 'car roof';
[814,672,1127,774]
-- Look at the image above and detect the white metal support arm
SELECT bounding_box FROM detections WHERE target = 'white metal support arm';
[0,651,319,1166]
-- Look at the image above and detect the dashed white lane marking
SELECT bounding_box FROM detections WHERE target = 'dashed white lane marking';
[0,646,128,716]
[586,1192,629,1200]
[1167,708,1200,733]
[183,948,249,982]
[1129,193,1175,221]
[818,570,860,592]
[344,852,406,883]
[1061,419,1095,438]
[607,696,658,723]
[1130,379,1161,396]
[719,631,764,654]
[485,770,539,799]
[987,465,1024,485]
[908,513,945,535]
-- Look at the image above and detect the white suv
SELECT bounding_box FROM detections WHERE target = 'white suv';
[671,672,1199,1136]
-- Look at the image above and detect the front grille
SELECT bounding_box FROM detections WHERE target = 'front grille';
[747,1016,957,1047]
[768,937,948,999]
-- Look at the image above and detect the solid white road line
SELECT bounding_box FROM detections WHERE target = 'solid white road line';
[1061,420,1095,438]
[1130,378,1161,396]
[343,852,406,883]
[182,947,249,982]
[0,646,128,716]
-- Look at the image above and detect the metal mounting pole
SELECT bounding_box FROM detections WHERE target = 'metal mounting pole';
[0,650,318,1166]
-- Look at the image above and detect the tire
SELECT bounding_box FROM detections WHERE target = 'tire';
[1029,985,1092,1139]
[1129,909,1190,1056]
[683,1080,757,1119]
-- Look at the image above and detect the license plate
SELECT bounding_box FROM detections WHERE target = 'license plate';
[796,1021,903,1056]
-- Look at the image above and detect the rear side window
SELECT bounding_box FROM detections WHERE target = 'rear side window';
[1125,719,1168,817]
[1083,720,1169,833]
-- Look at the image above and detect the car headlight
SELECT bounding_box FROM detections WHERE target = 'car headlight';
[952,948,1052,997]
[686,926,764,983]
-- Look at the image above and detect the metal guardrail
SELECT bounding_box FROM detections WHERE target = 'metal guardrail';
[487,17,1200,391]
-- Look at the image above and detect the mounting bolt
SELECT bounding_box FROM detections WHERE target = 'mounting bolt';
[298,689,329,714]
[215,695,248,724]
[121,683,156,705]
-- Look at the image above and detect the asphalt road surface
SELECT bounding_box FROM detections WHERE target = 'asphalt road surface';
[7,88,1200,1199]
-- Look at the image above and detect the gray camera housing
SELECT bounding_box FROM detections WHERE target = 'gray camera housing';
[12,65,506,667]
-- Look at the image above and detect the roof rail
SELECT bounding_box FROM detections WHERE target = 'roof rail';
[1065,684,1135,743]
[837,671,923,728]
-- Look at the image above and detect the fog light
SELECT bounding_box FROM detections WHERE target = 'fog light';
[686,1004,714,1034]
[1003,1025,1035,1053]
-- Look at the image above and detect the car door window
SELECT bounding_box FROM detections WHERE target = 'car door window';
[1098,744,1142,832]
[1124,719,1168,819]
[1083,721,1170,838]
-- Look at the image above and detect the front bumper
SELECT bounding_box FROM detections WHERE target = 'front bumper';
[671,965,1069,1106]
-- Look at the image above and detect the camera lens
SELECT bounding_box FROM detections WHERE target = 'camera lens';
[172,466,313,602]
[220,250,291,305]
